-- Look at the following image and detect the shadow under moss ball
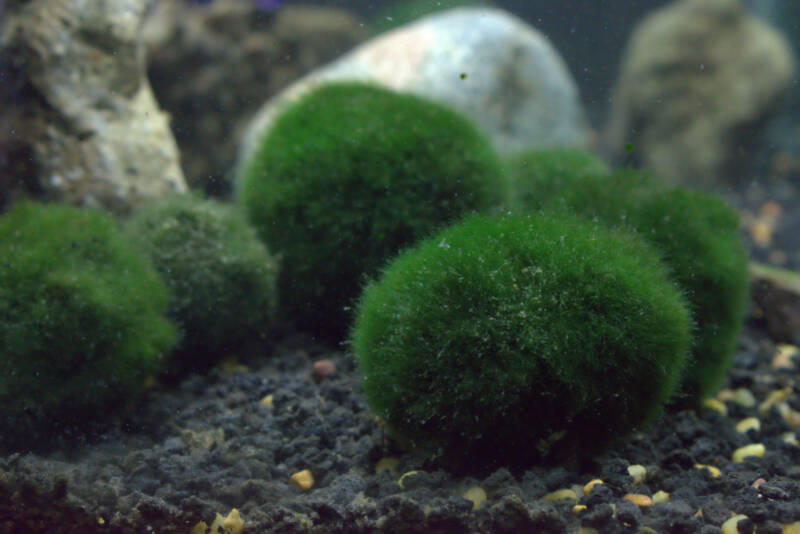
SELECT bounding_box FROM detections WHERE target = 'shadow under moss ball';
[351,212,691,471]
[238,82,505,341]
[127,194,278,377]
[0,201,176,450]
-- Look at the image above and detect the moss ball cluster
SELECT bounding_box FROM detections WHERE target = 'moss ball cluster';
[352,212,692,469]
[506,151,749,402]
[238,82,504,340]
[127,194,278,377]
[0,201,176,448]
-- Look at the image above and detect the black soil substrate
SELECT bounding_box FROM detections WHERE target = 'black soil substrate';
[1,315,800,534]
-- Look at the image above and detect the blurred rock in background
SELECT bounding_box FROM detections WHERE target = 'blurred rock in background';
[143,0,368,196]
[603,0,795,190]
[0,0,187,215]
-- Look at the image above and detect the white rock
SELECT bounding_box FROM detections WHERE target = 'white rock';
[239,7,588,170]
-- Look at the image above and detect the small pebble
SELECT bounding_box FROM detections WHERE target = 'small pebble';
[583,479,604,494]
[704,398,728,415]
[732,388,757,407]
[375,457,399,475]
[732,444,765,463]
[462,486,487,510]
[778,403,800,428]
[652,490,670,504]
[759,389,791,415]
[544,488,578,502]
[398,470,422,489]
[259,394,274,407]
[312,359,336,382]
[751,478,766,489]
[721,514,749,534]
[772,344,799,370]
[781,432,799,446]
[572,504,587,515]
[695,463,722,478]
[783,522,800,534]
[290,469,314,491]
[735,417,761,433]
[624,493,652,508]
[627,464,646,484]
[579,528,599,534]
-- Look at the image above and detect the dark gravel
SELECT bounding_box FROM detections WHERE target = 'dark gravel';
[1,314,799,533]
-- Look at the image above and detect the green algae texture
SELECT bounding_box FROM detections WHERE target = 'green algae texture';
[508,151,749,402]
[0,201,176,448]
[238,82,504,341]
[352,212,691,470]
[127,194,278,378]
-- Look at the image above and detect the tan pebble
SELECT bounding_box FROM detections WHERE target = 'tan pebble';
[583,479,604,494]
[544,489,578,502]
[751,221,773,246]
[783,521,800,534]
[220,356,249,375]
[579,528,599,534]
[259,394,273,407]
[222,509,244,534]
[624,493,652,507]
[732,389,756,408]
[759,389,791,415]
[703,398,728,416]
[290,469,314,491]
[732,444,765,463]
[772,344,799,370]
[779,404,800,429]
[717,389,736,402]
[751,478,766,489]
[781,432,799,446]
[640,528,660,534]
[191,521,208,534]
[375,457,399,475]
[652,490,670,504]
[721,514,749,534]
[627,464,646,484]
[312,359,336,382]
[695,463,722,478]
[735,417,761,433]
[572,504,587,515]
[398,470,422,489]
[462,486,487,510]
[760,201,782,219]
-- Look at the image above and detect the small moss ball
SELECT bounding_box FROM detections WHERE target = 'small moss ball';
[127,194,278,376]
[352,212,691,470]
[238,82,504,340]
[503,148,610,213]
[510,161,749,402]
[0,201,176,448]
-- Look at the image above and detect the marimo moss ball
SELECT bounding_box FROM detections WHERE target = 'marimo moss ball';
[510,161,749,402]
[127,194,278,377]
[503,148,610,212]
[352,212,691,470]
[238,82,504,340]
[0,201,176,449]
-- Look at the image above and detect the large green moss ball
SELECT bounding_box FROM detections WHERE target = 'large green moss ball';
[127,194,278,377]
[238,82,504,340]
[352,212,691,470]
[0,201,176,448]
[508,155,749,402]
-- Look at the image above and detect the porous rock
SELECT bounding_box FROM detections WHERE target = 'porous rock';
[604,0,795,190]
[0,0,187,214]
[143,0,368,195]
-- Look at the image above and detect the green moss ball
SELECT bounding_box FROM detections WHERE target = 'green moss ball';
[0,201,176,448]
[238,82,504,340]
[352,212,691,470]
[510,163,749,402]
[127,194,278,377]
[503,148,610,213]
